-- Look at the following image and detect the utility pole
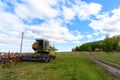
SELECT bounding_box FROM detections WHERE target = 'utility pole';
[20,32,24,54]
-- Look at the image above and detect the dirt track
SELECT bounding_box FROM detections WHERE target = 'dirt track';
[91,58,120,78]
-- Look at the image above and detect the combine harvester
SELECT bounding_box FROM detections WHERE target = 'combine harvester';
[0,39,56,65]
[21,38,57,62]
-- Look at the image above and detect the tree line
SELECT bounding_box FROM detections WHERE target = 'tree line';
[72,35,120,53]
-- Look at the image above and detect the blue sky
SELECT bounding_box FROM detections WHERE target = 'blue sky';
[0,0,120,52]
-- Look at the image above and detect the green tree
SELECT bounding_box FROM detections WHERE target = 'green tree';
[72,35,120,52]
[72,48,75,52]
[75,46,80,51]
[104,35,114,54]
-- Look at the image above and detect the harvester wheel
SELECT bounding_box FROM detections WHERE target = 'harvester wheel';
[52,56,56,59]
[45,57,50,63]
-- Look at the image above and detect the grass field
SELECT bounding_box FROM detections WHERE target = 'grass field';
[0,52,119,80]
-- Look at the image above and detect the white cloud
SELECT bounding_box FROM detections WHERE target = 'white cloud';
[73,1,102,20]
[93,32,100,36]
[14,0,59,20]
[15,3,30,19]
[0,0,102,52]
[86,34,93,38]
[14,0,102,21]
[62,6,76,21]
[89,7,120,35]
[28,19,84,43]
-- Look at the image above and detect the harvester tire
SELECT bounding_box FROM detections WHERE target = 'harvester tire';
[45,57,50,63]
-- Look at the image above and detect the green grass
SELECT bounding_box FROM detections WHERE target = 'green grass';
[88,52,120,64]
[0,52,118,80]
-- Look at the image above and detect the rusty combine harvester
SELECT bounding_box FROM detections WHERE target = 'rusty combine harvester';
[21,39,57,62]
[0,39,56,64]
